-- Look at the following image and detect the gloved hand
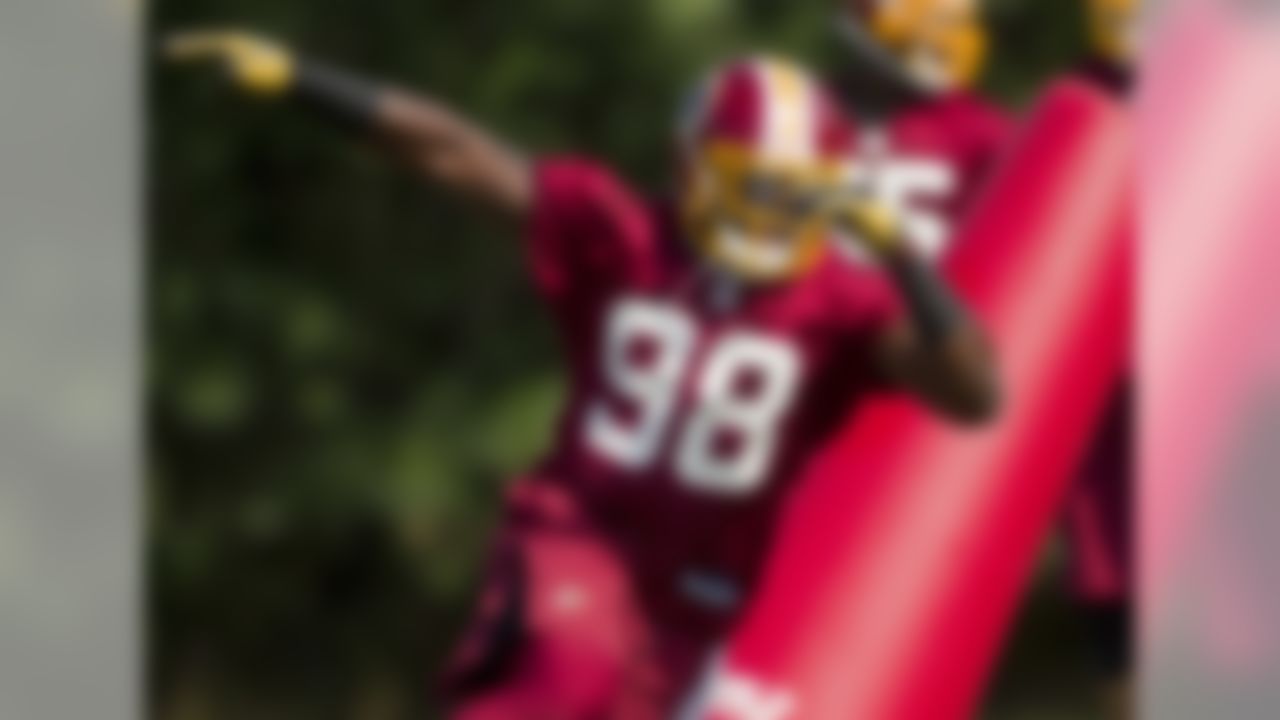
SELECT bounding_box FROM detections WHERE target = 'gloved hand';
[829,194,905,259]
[164,30,296,98]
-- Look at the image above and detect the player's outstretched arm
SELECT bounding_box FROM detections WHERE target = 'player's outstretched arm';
[837,201,1000,423]
[163,30,533,216]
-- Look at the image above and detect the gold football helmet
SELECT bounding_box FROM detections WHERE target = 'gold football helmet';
[843,0,988,93]
[679,58,853,282]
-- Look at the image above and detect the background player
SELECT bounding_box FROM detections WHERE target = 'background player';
[832,2,1133,715]
[1080,0,1137,94]
[830,0,1014,260]
[1063,1,1137,717]
[164,30,998,717]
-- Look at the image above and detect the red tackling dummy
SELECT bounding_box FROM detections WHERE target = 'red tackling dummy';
[687,78,1133,720]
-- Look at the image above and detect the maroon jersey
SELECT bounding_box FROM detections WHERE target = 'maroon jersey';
[840,91,1013,260]
[519,156,903,590]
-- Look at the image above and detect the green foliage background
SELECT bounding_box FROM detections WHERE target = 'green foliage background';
[150,1,1096,717]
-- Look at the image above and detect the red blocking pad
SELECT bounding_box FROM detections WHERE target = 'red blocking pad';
[689,79,1134,720]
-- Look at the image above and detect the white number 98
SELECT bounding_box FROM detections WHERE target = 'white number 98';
[585,298,800,498]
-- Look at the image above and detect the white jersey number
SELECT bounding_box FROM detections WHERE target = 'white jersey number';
[584,297,801,498]
[843,129,957,260]
[872,158,954,258]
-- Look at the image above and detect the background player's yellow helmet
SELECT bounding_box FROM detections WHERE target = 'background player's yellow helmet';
[1087,0,1138,65]
[841,0,988,94]
[677,58,855,283]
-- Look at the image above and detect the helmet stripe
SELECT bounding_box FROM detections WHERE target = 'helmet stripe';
[754,58,819,163]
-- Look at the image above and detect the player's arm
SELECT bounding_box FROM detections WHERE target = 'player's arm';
[837,202,999,423]
[163,30,533,216]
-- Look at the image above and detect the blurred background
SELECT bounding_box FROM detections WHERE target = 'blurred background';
[148,1,1097,717]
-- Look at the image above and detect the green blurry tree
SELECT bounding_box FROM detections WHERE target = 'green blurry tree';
[149,1,1089,718]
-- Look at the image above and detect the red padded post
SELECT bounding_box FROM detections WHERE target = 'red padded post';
[692,78,1134,720]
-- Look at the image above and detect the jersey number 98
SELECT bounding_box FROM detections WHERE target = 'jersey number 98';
[585,297,801,498]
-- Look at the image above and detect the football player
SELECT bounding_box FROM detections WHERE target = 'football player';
[1064,1,1136,718]
[831,0,1014,261]
[834,3,1137,715]
[165,31,998,718]
[1080,0,1136,93]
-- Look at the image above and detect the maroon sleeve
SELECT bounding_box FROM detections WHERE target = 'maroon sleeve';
[962,97,1018,195]
[524,156,651,305]
[827,259,907,363]
[815,260,910,401]
[851,265,906,338]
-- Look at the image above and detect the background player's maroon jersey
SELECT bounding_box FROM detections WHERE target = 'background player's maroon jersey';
[839,91,1014,260]
[518,156,904,604]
